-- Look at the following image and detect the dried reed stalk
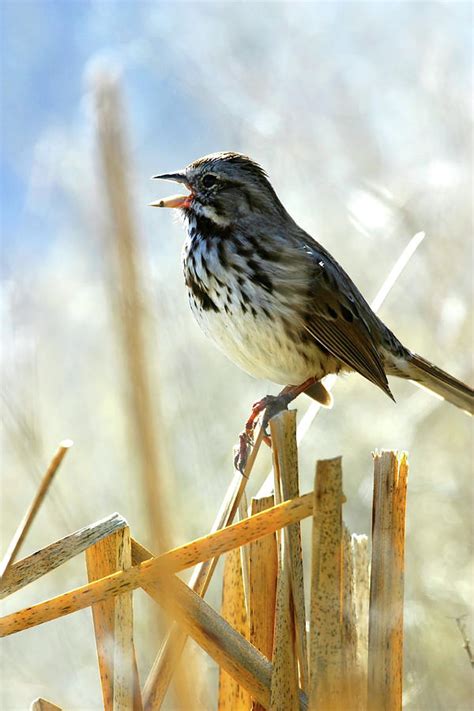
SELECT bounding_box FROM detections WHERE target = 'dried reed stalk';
[85,526,142,711]
[218,547,251,710]
[95,77,171,555]
[270,535,299,711]
[270,410,309,693]
[132,540,308,711]
[0,440,73,580]
[30,699,62,711]
[368,451,408,711]
[1,513,127,599]
[238,489,251,616]
[0,492,313,636]
[351,533,370,709]
[249,494,278,711]
[95,75,193,709]
[341,525,361,708]
[454,615,474,668]
[309,457,345,711]
[142,426,264,710]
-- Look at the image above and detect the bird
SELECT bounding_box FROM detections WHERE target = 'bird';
[150,151,473,470]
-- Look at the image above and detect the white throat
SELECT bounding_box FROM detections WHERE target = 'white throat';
[191,201,232,227]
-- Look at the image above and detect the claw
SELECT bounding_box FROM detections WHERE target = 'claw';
[234,431,252,474]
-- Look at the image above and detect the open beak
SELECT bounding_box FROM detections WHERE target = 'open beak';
[150,171,193,209]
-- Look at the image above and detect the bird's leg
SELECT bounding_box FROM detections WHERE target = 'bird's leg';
[234,377,317,473]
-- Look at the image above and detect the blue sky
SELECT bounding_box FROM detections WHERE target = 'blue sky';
[2,1,471,254]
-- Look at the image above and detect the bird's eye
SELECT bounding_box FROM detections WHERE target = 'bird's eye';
[202,174,217,188]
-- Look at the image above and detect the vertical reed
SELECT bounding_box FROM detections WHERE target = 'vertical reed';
[368,451,408,711]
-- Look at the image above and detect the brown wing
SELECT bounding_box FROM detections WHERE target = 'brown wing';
[296,241,394,399]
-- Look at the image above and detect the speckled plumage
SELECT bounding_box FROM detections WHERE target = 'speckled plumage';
[182,208,350,386]
[154,152,473,416]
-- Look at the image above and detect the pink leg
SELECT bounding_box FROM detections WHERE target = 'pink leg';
[234,377,317,472]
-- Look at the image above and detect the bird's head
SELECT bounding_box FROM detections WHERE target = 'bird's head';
[151,152,286,225]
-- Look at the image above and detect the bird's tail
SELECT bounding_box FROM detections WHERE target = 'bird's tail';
[401,353,473,415]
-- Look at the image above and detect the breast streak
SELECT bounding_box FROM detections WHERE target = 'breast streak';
[183,232,332,386]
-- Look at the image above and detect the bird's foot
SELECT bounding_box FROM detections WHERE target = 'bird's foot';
[233,431,253,475]
[233,393,293,473]
[260,393,293,431]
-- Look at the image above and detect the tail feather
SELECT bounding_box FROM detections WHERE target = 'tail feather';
[403,353,473,415]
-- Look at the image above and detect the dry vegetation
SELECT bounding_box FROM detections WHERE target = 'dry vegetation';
[1,407,409,711]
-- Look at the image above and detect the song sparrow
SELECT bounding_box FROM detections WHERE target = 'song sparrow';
[151,152,473,470]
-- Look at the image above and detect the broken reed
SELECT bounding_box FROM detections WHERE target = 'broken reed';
[1,409,409,711]
[218,414,408,711]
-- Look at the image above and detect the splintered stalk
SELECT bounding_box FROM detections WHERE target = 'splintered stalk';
[0,491,313,637]
[0,440,73,580]
[368,451,408,711]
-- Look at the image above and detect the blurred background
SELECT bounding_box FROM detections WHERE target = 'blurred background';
[1,1,472,709]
